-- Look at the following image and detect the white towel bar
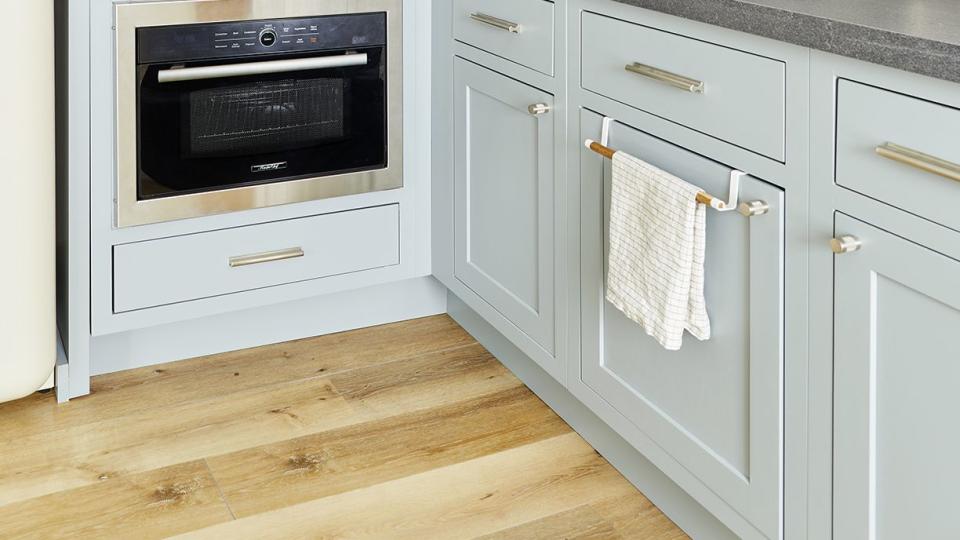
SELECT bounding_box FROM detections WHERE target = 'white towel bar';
[585,117,766,216]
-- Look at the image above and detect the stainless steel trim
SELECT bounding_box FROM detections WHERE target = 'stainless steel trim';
[114,0,404,228]
[625,62,705,94]
[229,247,305,268]
[469,12,522,34]
[875,142,960,184]
[157,54,368,83]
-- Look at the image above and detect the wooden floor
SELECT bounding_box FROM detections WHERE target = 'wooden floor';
[0,315,687,539]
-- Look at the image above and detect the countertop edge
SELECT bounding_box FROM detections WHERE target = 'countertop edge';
[609,0,960,84]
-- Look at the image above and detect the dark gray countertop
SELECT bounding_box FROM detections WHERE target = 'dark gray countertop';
[609,0,960,83]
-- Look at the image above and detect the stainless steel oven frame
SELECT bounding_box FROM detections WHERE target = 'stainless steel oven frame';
[115,0,403,228]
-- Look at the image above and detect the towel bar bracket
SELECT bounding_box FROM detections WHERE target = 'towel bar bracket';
[600,116,614,146]
[714,170,747,213]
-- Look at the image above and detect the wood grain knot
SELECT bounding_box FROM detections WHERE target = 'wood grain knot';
[286,452,328,474]
[152,479,203,507]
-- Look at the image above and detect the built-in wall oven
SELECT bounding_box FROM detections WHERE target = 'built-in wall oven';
[115,0,402,227]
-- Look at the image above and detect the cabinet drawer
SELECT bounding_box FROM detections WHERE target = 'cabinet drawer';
[581,12,786,161]
[837,80,960,233]
[113,205,400,312]
[453,0,555,76]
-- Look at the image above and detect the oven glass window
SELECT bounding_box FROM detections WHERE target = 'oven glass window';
[137,48,386,200]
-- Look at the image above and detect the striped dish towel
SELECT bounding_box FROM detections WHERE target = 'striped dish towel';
[606,150,711,351]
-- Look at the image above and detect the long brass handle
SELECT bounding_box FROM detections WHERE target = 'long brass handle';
[229,247,304,268]
[875,142,960,184]
[469,12,522,34]
[625,62,705,94]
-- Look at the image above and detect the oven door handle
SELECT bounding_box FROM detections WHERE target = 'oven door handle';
[157,53,369,84]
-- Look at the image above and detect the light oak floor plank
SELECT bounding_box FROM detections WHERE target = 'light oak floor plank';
[0,316,474,438]
[0,460,232,540]
[207,386,569,517]
[0,343,515,506]
[477,494,690,539]
[178,433,640,540]
[0,315,687,538]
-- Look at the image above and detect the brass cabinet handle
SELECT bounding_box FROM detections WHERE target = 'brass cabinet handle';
[875,142,960,183]
[229,247,305,268]
[831,235,862,255]
[469,12,522,34]
[528,103,551,116]
[738,200,770,218]
[625,62,705,94]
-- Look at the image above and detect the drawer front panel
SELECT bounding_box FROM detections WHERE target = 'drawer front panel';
[837,80,960,232]
[581,11,786,161]
[114,204,400,312]
[453,0,555,76]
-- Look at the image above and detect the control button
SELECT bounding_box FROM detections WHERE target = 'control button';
[259,28,278,47]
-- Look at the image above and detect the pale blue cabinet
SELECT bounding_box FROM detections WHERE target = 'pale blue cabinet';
[453,57,556,356]
[579,112,785,539]
[833,213,960,540]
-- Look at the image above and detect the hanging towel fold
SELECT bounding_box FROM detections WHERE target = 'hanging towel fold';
[606,151,711,351]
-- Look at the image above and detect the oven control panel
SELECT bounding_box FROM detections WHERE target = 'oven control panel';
[137,12,387,65]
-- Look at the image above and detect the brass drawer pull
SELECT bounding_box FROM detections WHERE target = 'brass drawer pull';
[528,103,551,116]
[229,247,304,268]
[830,235,862,255]
[625,62,705,94]
[875,142,960,183]
[470,12,522,34]
[738,200,770,218]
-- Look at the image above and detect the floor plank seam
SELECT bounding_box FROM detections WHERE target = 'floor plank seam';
[203,459,238,521]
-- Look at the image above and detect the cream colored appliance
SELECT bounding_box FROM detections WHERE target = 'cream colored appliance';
[0,0,57,402]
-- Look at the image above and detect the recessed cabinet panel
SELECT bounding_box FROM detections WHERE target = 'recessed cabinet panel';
[580,112,784,538]
[834,214,960,540]
[454,58,555,354]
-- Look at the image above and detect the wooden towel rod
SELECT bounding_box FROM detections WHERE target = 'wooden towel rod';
[585,140,724,209]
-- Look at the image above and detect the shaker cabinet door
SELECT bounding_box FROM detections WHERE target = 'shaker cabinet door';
[834,214,960,540]
[580,113,785,539]
[453,58,556,357]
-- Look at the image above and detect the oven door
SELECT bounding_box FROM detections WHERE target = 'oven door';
[138,49,387,200]
[114,1,403,228]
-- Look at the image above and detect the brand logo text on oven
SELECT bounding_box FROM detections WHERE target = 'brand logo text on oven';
[251,161,289,173]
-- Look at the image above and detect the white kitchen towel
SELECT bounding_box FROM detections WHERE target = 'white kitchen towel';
[606,151,711,351]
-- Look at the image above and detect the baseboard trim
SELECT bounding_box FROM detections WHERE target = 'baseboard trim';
[448,292,736,540]
[88,276,447,377]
